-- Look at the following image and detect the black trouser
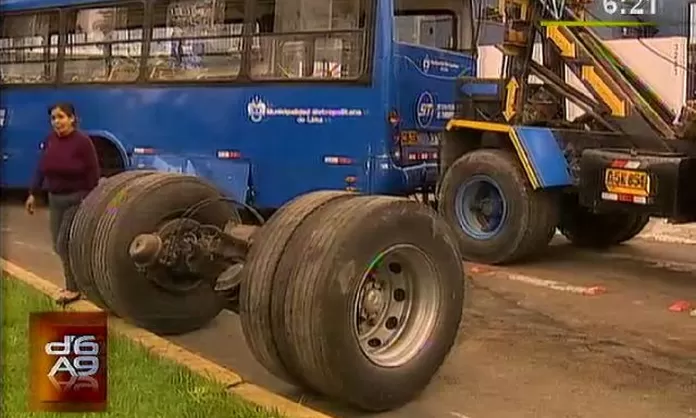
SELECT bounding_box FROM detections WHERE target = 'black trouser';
[48,191,86,292]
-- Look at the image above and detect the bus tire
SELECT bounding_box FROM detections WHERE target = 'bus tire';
[92,173,236,335]
[275,196,464,411]
[438,149,559,264]
[559,203,649,248]
[69,170,157,308]
[239,191,357,384]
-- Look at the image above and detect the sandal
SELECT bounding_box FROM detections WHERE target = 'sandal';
[54,289,81,305]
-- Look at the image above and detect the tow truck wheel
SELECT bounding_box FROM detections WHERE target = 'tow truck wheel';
[559,201,650,248]
[615,214,651,243]
[438,149,559,264]
[239,191,357,383]
[91,173,239,335]
[270,196,465,412]
[69,170,157,308]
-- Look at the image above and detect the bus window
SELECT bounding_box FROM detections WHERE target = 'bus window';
[148,0,245,82]
[63,3,144,83]
[394,12,456,50]
[249,0,369,80]
[0,11,59,84]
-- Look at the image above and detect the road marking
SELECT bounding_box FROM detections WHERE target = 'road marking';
[503,273,606,295]
[450,412,474,418]
[596,252,696,273]
[637,233,696,245]
[558,226,696,245]
[1,259,333,418]
[468,264,606,296]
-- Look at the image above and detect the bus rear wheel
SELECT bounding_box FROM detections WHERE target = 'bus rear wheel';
[91,173,238,334]
[69,170,158,308]
[241,195,465,412]
[91,136,126,178]
[438,149,559,264]
[239,190,357,384]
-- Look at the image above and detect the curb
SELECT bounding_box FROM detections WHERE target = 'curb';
[1,259,332,418]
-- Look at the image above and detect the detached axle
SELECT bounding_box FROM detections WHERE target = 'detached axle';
[128,218,257,302]
[67,172,466,413]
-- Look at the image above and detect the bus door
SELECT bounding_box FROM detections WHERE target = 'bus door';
[391,0,475,176]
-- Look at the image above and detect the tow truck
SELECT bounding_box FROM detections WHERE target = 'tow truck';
[63,0,696,413]
[440,0,696,264]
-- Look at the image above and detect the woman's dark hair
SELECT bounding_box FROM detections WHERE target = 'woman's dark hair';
[48,102,76,118]
[48,102,78,126]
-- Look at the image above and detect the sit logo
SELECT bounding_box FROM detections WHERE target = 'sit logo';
[30,312,108,412]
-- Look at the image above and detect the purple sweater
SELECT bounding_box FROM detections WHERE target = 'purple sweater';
[30,130,101,195]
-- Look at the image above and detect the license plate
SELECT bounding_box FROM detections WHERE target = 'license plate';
[604,168,650,196]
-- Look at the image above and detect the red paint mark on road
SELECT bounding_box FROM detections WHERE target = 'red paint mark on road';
[583,286,607,296]
[668,300,691,313]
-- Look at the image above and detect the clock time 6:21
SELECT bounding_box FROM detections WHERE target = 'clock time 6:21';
[603,0,658,16]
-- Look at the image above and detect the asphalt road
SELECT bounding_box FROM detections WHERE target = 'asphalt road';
[2,200,695,418]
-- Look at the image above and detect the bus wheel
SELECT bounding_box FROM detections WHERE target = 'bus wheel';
[239,191,357,384]
[245,195,464,411]
[559,201,650,248]
[69,170,158,308]
[91,173,239,335]
[438,149,559,264]
[91,136,126,178]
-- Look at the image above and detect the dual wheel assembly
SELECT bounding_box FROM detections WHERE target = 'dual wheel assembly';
[438,149,650,264]
[66,171,467,412]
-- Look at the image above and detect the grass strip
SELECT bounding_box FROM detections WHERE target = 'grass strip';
[2,276,285,418]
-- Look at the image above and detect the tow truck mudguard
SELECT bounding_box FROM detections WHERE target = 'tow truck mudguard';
[578,148,696,223]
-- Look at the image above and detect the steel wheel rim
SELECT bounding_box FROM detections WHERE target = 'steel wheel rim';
[455,174,507,240]
[353,244,442,368]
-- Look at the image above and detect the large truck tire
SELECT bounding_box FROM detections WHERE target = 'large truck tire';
[239,191,357,384]
[270,195,465,412]
[438,149,559,264]
[615,214,650,243]
[559,202,650,248]
[292,196,468,412]
[91,173,237,335]
[69,170,157,308]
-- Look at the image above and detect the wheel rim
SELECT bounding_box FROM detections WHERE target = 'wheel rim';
[454,174,507,240]
[353,244,441,368]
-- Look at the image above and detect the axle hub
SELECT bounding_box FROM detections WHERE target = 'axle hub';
[129,233,163,267]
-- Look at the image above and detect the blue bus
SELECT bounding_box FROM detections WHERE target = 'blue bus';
[0,0,477,210]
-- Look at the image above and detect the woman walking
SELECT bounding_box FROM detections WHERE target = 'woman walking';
[25,103,101,304]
